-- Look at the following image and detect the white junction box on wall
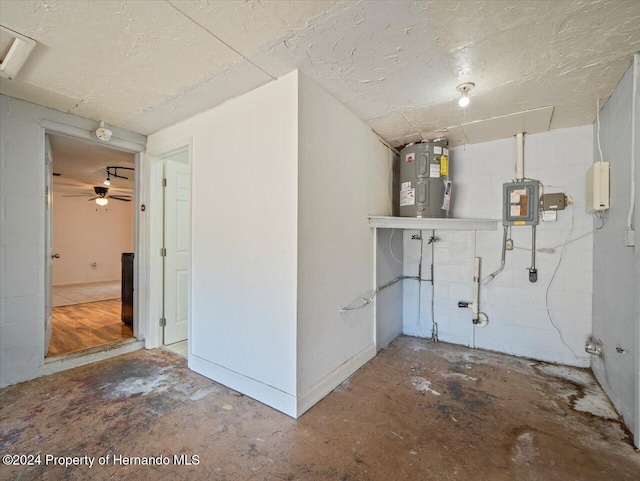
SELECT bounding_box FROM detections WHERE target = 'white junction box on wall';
[586,161,610,214]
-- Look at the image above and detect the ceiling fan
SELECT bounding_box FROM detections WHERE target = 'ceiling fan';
[63,186,132,206]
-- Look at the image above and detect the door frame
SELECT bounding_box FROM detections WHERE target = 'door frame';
[43,120,146,358]
[44,135,53,356]
[145,137,193,350]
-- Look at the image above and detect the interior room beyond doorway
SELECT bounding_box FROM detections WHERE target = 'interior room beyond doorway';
[46,134,136,358]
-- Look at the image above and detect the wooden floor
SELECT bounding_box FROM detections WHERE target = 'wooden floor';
[47,299,133,357]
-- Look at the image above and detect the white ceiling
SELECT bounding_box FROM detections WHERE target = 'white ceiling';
[1,1,639,147]
[49,134,135,195]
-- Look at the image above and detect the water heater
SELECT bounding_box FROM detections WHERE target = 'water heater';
[399,141,452,218]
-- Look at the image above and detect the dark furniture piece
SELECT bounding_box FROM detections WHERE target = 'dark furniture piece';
[121,252,134,326]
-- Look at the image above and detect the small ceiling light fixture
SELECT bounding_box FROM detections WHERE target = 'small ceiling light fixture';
[95,120,112,142]
[95,197,108,206]
[457,82,475,107]
[103,173,111,186]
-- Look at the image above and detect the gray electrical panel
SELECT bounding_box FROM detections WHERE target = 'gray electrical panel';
[503,181,540,226]
[399,141,452,218]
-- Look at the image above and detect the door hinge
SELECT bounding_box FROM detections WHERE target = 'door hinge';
[159,317,166,327]
[162,178,167,187]
[160,247,167,257]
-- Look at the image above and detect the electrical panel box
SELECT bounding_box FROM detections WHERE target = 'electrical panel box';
[586,161,610,214]
[541,193,566,211]
[503,181,540,226]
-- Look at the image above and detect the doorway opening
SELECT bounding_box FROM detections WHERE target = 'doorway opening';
[159,148,190,359]
[45,133,137,358]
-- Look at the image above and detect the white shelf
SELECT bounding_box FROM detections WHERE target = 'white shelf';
[368,216,499,231]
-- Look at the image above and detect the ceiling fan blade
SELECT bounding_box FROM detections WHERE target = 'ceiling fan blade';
[109,196,132,202]
[87,196,98,201]
[62,194,93,197]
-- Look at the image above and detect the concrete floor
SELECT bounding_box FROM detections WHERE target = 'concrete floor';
[1,336,638,481]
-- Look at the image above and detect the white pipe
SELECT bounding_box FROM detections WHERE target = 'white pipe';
[459,257,489,327]
[470,257,488,327]
[471,257,480,319]
[483,225,508,284]
[627,52,638,230]
[516,132,525,180]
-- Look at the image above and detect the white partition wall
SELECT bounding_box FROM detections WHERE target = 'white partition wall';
[148,72,299,414]
[296,73,391,414]
[146,71,390,417]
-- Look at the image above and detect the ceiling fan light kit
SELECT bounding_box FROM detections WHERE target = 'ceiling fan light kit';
[62,185,132,205]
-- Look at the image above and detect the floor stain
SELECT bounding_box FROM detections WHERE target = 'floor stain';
[1,338,638,481]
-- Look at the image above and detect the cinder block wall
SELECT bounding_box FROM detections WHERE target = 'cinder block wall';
[402,125,594,367]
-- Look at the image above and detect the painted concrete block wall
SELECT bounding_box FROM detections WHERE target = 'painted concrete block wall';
[146,72,300,412]
[0,97,46,388]
[296,73,390,408]
[0,95,145,387]
[52,192,134,286]
[403,126,594,368]
[591,62,639,446]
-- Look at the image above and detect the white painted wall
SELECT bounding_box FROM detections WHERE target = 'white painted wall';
[52,192,134,286]
[0,95,145,388]
[591,61,640,447]
[146,71,391,417]
[403,126,594,367]
[146,72,300,414]
[296,74,390,413]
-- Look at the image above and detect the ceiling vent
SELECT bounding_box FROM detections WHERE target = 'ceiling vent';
[0,25,36,80]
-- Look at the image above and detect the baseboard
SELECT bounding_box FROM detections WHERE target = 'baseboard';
[296,343,376,417]
[189,354,297,418]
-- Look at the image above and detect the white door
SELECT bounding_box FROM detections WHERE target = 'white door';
[44,135,54,356]
[163,157,190,345]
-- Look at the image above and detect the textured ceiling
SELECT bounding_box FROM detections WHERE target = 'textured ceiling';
[50,134,134,195]
[1,1,639,147]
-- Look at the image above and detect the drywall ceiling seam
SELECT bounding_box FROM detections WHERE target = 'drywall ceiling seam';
[164,0,276,81]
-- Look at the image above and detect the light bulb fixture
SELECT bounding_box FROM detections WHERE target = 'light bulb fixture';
[96,121,112,142]
[95,197,108,206]
[457,82,475,107]
[103,175,111,186]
